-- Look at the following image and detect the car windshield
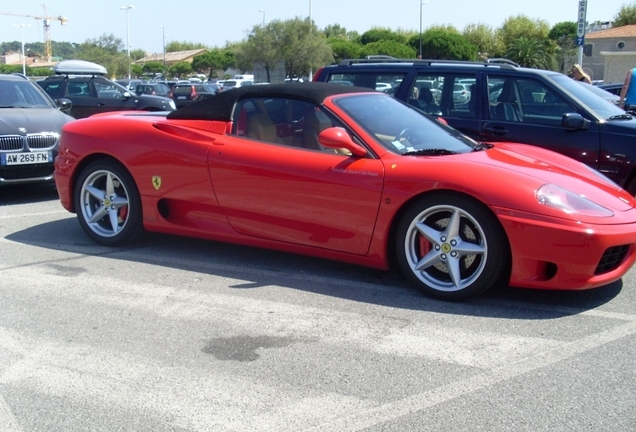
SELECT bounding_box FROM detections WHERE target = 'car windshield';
[334,93,478,155]
[0,79,54,108]
[550,74,625,120]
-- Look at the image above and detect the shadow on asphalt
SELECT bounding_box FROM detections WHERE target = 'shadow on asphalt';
[6,216,623,320]
[0,183,59,205]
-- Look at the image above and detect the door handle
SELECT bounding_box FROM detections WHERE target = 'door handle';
[482,125,509,135]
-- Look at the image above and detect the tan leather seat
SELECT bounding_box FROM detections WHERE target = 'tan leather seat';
[247,112,283,144]
[302,110,332,150]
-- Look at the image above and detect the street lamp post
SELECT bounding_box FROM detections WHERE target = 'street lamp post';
[13,24,30,76]
[308,0,313,81]
[259,9,265,27]
[419,0,428,59]
[121,5,134,79]
[160,25,166,78]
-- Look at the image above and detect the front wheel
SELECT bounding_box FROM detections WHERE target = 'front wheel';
[74,159,143,246]
[395,195,509,301]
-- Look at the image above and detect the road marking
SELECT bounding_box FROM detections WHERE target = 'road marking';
[0,394,22,432]
[306,320,636,431]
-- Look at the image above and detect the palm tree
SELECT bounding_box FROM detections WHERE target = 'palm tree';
[504,37,552,69]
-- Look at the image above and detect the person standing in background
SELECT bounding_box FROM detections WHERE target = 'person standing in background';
[619,67,636,110]
[571,64,592,84]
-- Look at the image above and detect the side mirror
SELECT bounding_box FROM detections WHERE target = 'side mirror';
[123,91,132,99]
[318,127,367,157]
[562,113,591,130]
[57,98,72,113]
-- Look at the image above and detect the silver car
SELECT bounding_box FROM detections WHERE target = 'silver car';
[0,74,74,185]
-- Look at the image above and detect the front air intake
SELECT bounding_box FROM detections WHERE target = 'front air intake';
[595,245,630,275]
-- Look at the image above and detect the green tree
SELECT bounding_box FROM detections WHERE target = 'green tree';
[237,18,332,82]
[283,18,332,78]
[496,15,551,53]
[192,49,234,79]
[75,34,129,78]
[360,40,415,59]
[129,48,146,62]
[141,61,164,74]
[504,37,553,69]
[131,64,143,78]
[548,21,577,73]
[613,3,636,26]
[165,41,208,52]
[420,29,478,60]
[168,61,193,78]
[426,24,460,34]
[360,28,407,45]
[328,38,362,63]
[323,24,348,39]
[462,23,499,59]
[235,22,284,82]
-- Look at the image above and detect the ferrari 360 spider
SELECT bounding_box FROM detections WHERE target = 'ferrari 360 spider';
[54,82,636,300]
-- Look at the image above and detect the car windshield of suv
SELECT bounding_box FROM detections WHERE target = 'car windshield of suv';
[0,80,54,108]
[551,74,625,120]
[334,93,478,155]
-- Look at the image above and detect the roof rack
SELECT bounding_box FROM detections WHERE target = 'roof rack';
[486,58,520,67]
[336,58,518,70]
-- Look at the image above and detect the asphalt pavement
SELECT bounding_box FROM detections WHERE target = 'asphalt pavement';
[1,183,635,431]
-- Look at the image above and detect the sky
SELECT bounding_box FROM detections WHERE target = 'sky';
[0,0,629,56]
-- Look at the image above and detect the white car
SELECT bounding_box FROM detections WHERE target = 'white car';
[375,82,392,92]
[220,79,254,92]
[453,83,471,104]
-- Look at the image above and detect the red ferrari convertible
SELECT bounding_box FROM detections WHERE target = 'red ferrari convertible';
[54,82,636,300]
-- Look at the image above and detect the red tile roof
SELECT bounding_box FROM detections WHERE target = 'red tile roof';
[586,25,636,39]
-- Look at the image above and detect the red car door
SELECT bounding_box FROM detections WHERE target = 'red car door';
[208,136,385,255]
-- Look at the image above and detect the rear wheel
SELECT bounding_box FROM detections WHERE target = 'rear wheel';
[74,159,143,246]
[395,194,509,301]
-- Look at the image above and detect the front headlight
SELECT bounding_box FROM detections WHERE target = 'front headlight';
[168,100,176,110]
[536,184,614,218]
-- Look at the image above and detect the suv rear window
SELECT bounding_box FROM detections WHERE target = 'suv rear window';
[173,86,194,95]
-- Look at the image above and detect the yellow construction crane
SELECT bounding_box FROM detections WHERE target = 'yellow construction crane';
[1,4,68,62]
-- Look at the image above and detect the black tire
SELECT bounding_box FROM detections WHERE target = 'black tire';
[395,194,509,301]
[74,159,143,246]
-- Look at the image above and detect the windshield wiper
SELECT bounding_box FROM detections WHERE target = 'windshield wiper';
[608,114,633,121]
[402,148,458,156]
[472,142,492,152]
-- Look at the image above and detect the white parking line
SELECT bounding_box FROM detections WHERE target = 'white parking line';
[306,321,636,431]
[0,394,22,432]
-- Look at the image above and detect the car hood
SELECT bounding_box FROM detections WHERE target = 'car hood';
[0,108,73,134]
[391,141,634,221]
[474,142,635,212]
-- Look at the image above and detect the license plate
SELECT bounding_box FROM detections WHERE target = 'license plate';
[177,96,186,100]
[1,151,52,166]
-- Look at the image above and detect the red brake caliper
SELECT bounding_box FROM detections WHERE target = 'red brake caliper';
[418,233,431,259]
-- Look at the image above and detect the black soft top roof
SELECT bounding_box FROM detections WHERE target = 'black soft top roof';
[167,82,374,121]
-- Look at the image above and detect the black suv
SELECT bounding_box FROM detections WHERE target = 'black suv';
[171,83,219,108]
[314,59,636,194]
[38,60,176,119]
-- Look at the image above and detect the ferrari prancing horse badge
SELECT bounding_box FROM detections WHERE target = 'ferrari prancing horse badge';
[152,176,161,190]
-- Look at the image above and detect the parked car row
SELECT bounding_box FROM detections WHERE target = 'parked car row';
[6,56,636,301]
[37,60,176,120]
